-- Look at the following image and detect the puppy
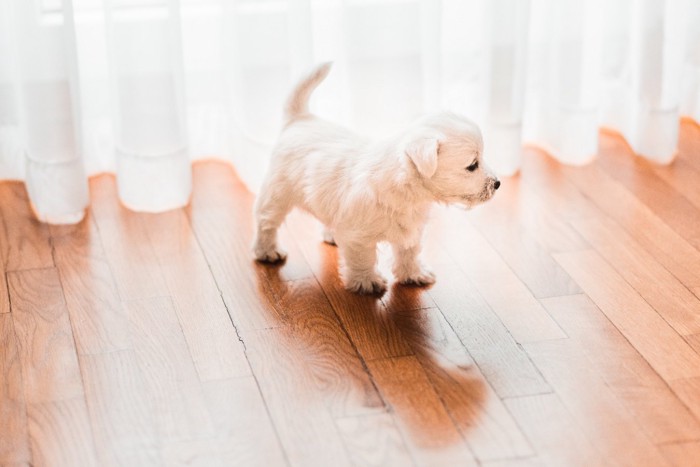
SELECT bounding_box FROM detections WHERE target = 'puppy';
[253,63,500,294]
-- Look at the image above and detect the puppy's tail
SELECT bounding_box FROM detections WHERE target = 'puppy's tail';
[284,62,332,121]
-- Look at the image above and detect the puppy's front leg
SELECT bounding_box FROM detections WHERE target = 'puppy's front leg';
[392,243,435,286]
[339,239,387,295]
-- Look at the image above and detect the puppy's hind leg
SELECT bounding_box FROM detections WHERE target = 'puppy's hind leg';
[338,237,387,295]
[253,186,292,263]
[392,243,435,286]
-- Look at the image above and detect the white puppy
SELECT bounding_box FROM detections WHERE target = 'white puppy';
[253,63,500,294]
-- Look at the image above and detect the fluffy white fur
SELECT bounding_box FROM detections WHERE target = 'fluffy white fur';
[253,63,500,294]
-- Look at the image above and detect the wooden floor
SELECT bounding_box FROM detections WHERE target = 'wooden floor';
[2,122,700,467]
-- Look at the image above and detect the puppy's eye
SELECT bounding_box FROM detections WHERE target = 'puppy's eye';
[466,161,479,172]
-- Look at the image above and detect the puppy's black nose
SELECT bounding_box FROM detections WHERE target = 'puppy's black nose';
[494,180,501,190]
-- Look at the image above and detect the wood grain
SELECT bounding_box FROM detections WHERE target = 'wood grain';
[553,250,700,381]
[540,294,700,444]
[569,217,700,335]
[141,209,250,381]
[480,458,545,467]
[336,413,415,467]
[367,356,478,466]
[597,133,700,251]
[3,119,700,466]
[522,340,670,466]
[468,178,582,298]
[89,175,169,301]
[81,350,160,466]
[389,307,533,461]
[0,183,53,271]
[0,314,31,464]
[244,328,352,467]
[504,394,607,467]
[651,158,700,211]
[264,278,384,416]
[51,215,132,354]
[26,398,97,467]
[286,210,413,361]
[669,377,700,424]
[124,296,214,443]
[195,377,287,466]
[7,268,83,402]
[659,441,700,467]
[442,224,566,343]
[428,264,551,398]
[561,161,700,288]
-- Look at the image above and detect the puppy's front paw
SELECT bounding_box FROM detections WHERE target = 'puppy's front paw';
[397,268,436,286]
[254,247,288,264]
[346,273,388,295]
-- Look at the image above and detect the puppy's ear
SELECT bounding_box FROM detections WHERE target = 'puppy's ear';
[405,137,440,178]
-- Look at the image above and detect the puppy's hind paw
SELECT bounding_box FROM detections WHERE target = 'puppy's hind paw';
[398,269,436,287]
[346,274,388,295]
[254,247,288,264]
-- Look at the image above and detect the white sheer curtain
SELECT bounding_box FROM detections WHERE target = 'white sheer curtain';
[1,0,698,224]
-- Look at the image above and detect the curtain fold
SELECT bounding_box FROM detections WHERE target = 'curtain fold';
[0,0,698,224]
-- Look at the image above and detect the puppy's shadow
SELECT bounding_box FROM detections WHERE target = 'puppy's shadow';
[256,237,487,448]
[381,284,488,445]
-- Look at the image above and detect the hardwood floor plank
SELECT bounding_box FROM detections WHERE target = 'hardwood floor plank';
[190,162,313,284]
[141,209,250,381]
[522,340,670,466]
[263,278,384,416]
[596,134,700,251]
[336,413,416,467]
[428,264,551,398]
[659,441,700,467]
[195,377,287,467]
[441,224,565,343]
[0,262,8,315]
[89,176,169,301]
[0,314,31,464]
[26,398,97,467]
[553,250,700,381]
[124,296,214,443]
[381,276,437,313]
[0,183,53,272]
[488,176,591,254]
[480,458,545,467]
[390,307,533,461]
[367,356,478,466]
[0,204,8,314]
[285,210,413,361]
[186,165,311,332]
[51,215,132,354]
[503,394,607,467]
[561,162,700,288]
[468,179,582,298]
[245,328,352,467]
[569,217,700,336]
[678,119,700,171]
[7,268,83,403]
[188,204,289,331]
[651,158,700,211]
[519,147,602,222]
[81,350,161,466]
[687,334,700,355]
[669,378,700,425]
[541,294,700,443]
